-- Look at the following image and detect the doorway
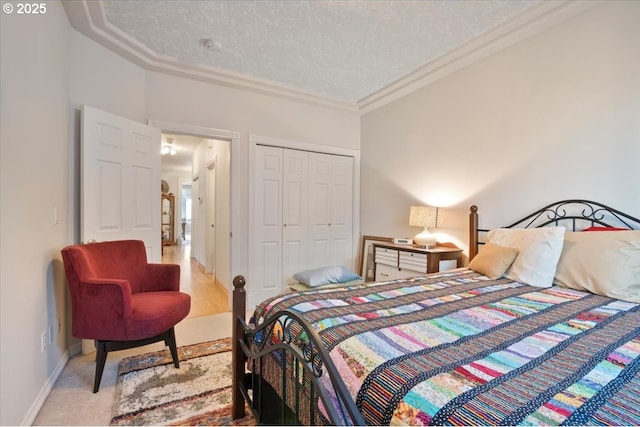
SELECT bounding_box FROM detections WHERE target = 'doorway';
[160,134,230,317]
[152,120,236,315]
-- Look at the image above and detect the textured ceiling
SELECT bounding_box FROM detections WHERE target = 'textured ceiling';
[101,0,539,103]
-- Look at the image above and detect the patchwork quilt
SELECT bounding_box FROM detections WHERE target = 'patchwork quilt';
[253,269,640,426]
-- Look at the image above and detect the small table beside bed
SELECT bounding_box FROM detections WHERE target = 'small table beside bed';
[231,199,640,426]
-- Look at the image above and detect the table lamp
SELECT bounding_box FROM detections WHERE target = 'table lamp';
[409,205,438,248]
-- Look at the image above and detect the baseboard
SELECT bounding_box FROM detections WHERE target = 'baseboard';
[69,341,82,356]
[21,348,71,426]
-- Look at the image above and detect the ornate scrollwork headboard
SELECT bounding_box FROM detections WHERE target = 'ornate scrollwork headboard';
[469,199,640,260]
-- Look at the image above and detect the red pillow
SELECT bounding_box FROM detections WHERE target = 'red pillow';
[582,226,627,232]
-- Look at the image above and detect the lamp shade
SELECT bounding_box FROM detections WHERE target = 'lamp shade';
[410,205,438,248]
[409,206,438,228]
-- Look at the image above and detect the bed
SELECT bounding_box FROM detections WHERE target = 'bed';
[231,199,640,425]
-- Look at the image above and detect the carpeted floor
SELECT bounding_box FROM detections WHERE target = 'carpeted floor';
[33,312,253,426]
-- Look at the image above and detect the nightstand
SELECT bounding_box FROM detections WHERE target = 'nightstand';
[372,242,463,281]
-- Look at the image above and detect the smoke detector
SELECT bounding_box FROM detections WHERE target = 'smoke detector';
[201,39,222,52]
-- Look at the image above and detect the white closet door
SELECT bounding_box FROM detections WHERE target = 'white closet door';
[308,153,354,269]
[330,155,354,268]
[254,145,283,303]
[282,149,309,286]
[253,145,354,303]
[308,153,333,267]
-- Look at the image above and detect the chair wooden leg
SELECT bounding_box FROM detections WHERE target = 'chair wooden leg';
[90,329,180,392]
[94,341,108,393]
[167,327,180,368]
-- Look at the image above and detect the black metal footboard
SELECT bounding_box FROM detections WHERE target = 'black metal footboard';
[231,276,365,425]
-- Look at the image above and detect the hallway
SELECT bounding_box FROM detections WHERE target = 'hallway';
[161,243,229,317]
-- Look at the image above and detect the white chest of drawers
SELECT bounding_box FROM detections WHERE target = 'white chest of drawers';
[373,243,463,282]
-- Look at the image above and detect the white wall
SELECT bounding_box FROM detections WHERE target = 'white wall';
[0,2,71,425]
[1,9,150,424]
[191,140,208,268]
[188,138,231,288]
[69,30,146,123]
[360,1,640,258]
[209,139,231,286]
[145,72,361,301]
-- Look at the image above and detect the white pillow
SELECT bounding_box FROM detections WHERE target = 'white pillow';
[554,231,640,303]
[293,266,361,287]
[487,227,565,287]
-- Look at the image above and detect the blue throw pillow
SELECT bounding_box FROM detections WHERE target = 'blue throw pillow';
[293,266,361,287]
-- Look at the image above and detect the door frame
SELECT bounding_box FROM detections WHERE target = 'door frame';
[206,157,217,278]
[148,120,238,302]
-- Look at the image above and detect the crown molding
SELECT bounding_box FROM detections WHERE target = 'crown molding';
[357,0,603,114]
[62,0,359,112]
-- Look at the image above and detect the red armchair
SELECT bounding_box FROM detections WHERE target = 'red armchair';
[61,240,191,392]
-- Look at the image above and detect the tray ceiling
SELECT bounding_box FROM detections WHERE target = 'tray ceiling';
[64,1,597,110]
[103,0,537,102]
[80,1,543,103]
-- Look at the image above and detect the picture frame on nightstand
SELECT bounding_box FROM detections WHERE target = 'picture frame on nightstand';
[358,235,393,282]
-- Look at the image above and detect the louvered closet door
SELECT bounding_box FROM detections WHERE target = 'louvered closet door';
[282,149,309,285]
[254,145,283,303]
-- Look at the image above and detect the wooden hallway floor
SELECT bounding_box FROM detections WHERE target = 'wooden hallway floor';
[161,243,229,318]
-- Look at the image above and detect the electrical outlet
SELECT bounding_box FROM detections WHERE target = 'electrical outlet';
[40,331,47,352]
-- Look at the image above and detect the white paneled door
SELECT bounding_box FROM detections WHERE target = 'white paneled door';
[282,149,309,287]
[328,154,354,266]
[308,152,332,267]
[308,153,353,268]
[253,145,354,304]
[253,145,284,304]
[81,105,162,262]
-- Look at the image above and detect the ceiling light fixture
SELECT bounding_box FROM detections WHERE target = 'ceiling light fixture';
[161,137,177,156]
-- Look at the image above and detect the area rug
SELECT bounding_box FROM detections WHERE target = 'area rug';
[110,337,255,425]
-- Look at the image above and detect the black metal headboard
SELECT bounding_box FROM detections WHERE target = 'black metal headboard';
[469,199,640,260]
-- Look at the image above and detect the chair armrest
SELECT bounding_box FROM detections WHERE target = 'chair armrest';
[144,263,181,292]
[78,278,133,321]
